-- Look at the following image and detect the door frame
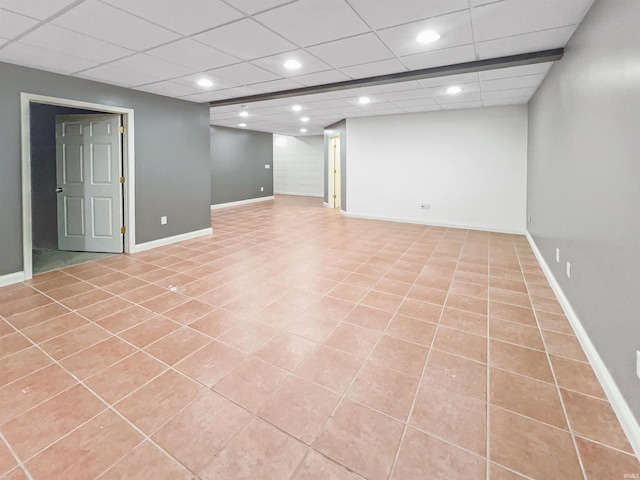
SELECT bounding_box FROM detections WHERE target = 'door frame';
[20,93,136,280]
[328,134,341,209]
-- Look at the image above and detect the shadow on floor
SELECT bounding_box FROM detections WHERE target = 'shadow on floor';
[32,249,115,275]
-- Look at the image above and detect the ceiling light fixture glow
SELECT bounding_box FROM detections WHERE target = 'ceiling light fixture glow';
[416,30,440,44]
[238,123,247,127]
[239,111,249,117]
[358,97,371,104]
[447,86,462,95]
[291,105,302,112]
[300,117,309,122]
[197,79,213,87]
[284,59,302,70]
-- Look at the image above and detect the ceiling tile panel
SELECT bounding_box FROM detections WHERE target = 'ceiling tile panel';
[146,39,240,71]
[251,78,304,92]
[481,87,537,100]
[52,0,180,50]
[441,100,482,109]
[400,44,476,70]
[0,41,97,73]
[392,98,438,108]
[370,80,423,94]
[225,0,296,15]
[78,63,166,87]
[428,82,481,98]
[482,96,530,107]
[339,58,407,79]
[194,18,295,61]
[208,62,281,85]
[347,0,469,30]
[255,0,370,47]
[481,73,545,91]
[381,89,431,102]
[134,81,202,98]
[292,69,351,86]
[102,0,243,35]
[106,54,197,81]
[479,62,553,81]
[307,33,394,68]
[0,8,39,38]
[477,26,575,59]
[377,10,474,57]
[435,92,481,104]
[251,49,331,76]
[471,0,592,41]
[0,0,77,20]
[20,24,133,63]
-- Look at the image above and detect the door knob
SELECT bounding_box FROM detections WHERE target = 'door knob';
[56,187,63,193]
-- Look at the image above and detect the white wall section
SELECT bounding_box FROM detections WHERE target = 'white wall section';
[273,135,324,197]
[345,106,528,233]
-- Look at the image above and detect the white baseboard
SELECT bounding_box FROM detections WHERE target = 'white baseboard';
[274,192,323,198]
[0,271,26,287]
[323,202,329,207]
[526,232,640,458]
[341,210,525,235]
[134,228,213,253]
[210,196,274,210]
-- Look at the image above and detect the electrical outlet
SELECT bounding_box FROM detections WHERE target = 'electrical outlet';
[265,164,271,169]
[161,216,167,225]
[260,187,264,192]
[566,261,571,278]
[420,203,430,210]
[555,248,560,263]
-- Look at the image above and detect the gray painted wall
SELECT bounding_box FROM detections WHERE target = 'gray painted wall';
[30,104,103,250]
[323,120,347,210]
[210,125,273,205]
[528,0,640,420]
[0,62,211,276]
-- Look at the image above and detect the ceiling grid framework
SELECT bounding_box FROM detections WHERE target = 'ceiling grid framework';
[0,0,595,135]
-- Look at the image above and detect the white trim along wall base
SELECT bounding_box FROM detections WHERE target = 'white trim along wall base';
[134,228,213,253]
[0,272,27,287]
[342,211,526,235]
[527,233,640,459]
[210,196,274,210]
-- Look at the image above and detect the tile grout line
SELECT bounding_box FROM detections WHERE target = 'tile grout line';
[0,430,35,480]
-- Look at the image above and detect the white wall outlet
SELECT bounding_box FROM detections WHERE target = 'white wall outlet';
[420,203,430,210]
[555,248,560,263]
[528,213,532,223]
[265,164,271,169]
[636,351,640,380]
[566,261,571,278]
[160,216,167,225]
[260,187,264,192]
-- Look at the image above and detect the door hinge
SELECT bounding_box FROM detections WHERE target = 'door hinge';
[119,125,125,134]
[333,195,336,199]
[333,170,337,174]
[120,176,125,184]
[121,226,126,234]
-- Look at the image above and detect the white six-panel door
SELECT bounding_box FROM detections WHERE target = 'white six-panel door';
[56,114,123,253]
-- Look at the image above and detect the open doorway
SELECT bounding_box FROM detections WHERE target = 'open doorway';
[21,93,136,280]
[329,134,341,209]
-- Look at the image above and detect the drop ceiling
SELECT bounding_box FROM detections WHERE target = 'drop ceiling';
[0,0,594,136]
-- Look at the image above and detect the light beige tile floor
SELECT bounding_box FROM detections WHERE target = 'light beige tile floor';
[0,195,638,479]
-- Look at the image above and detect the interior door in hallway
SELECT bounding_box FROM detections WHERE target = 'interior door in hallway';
[331,135,341,209]
[56,114,124,253]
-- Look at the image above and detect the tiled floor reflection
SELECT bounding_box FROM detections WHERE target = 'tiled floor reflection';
[0,195,637,479]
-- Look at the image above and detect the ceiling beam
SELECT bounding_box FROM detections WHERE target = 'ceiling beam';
[209,48,563,108]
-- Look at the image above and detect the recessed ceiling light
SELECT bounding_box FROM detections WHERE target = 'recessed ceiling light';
[358,97,371,104]
[284,59,302,70]
[300,128,307,133]
[291,105,302,112]
[238,123,247,127]
[197,78,213,87]
[239,111,249,117]
[447,86,462,95]
[416,30,440,44]
[300,117,309,122]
